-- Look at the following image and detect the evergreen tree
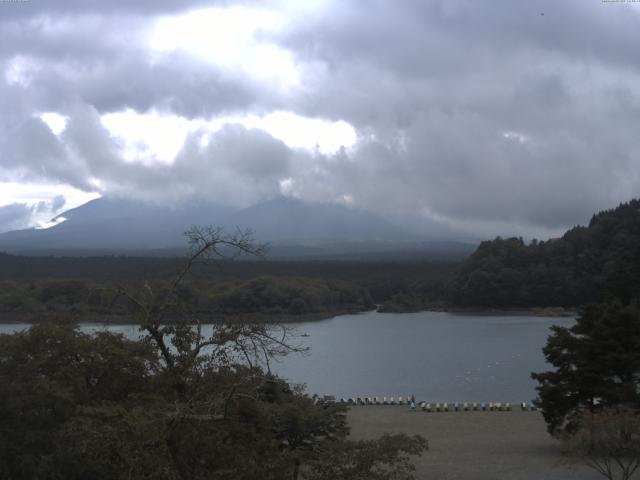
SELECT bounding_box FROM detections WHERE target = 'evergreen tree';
[532,302,640,435]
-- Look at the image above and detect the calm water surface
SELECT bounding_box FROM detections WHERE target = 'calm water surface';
[0,311,573,403]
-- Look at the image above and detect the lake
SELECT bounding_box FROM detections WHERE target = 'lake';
[0,310,573,403]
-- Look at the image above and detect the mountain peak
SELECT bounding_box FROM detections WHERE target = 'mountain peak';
[0,196,461,256]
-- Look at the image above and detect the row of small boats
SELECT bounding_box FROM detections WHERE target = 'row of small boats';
[320,395,537,411]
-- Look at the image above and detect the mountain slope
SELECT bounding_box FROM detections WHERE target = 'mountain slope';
[221,196,407,243]
[0,196,409,254]
[0,197,235,252]
[0,196,474,259]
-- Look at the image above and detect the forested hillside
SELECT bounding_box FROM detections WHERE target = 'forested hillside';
[446,200,640,308]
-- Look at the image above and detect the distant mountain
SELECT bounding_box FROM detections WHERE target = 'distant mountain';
[0,196,474,259]
[0,197,236,252]
[265,240,475,261]
[223,196,405,243]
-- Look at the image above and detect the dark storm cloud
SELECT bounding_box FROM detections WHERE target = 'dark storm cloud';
[0,0,218,20]
[279,0,640,133]
[272,0,640,228]
[0,14,143,61]
[0,203,33,233]
[0,78,88,188]
[66,53,262,118]
[282,0,640,84]
[2,116,89,187]
[1,0,639,235]
[0,12,266,117]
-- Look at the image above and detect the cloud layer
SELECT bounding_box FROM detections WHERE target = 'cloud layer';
[1,0,639,237]
[0,196,65,233]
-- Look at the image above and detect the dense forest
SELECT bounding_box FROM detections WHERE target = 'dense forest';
[0,255,455,322]
[0,276,375,323]
[0,254,456,301]
[445,200,640,308]
[379,199,640,311]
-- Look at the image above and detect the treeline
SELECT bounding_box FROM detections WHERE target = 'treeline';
[444,199,640,308]
[0,254,458,321]
[207,276,374,316]
[0,275,376,322]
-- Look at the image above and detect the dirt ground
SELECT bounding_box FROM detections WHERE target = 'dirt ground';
[347,406,603,480]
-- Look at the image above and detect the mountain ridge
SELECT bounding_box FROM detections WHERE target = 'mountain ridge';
[0,196,472,259]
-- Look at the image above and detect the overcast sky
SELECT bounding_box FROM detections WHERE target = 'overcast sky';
[1,0,639,237]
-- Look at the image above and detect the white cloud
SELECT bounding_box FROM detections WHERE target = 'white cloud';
[36,216,67,230]
[148,6,300,90]
[278,177,295,196]
[39,112,67,136]
[502,131,530,144]
[240,111,357,154]
[101,109,195,164]
[5,55,38,87]
[100,109,357,164]
[0,184,92,232]
[0,181,98,214]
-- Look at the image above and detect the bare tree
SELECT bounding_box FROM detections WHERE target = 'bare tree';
[564,407,640,480]
[115,226,303,374]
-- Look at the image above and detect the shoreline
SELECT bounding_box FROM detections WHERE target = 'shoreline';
[379,305,577,317]
[0,307,371,325]
[0,306,576,325]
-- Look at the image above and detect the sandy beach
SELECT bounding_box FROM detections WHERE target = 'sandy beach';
[348,406,602,480]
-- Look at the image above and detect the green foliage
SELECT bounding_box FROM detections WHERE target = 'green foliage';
[0,322,158,479]
[0,321,426,479]
[378,291,426,313]
[531,302,640,435]
[207,276,374,316]
[447,199,640,307]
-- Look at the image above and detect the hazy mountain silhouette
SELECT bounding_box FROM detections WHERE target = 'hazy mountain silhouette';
[0,197,235,252]
[224,196,405,242]
[0,196,474,259]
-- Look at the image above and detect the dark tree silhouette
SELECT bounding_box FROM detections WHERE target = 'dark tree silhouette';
[532,302,640,435]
